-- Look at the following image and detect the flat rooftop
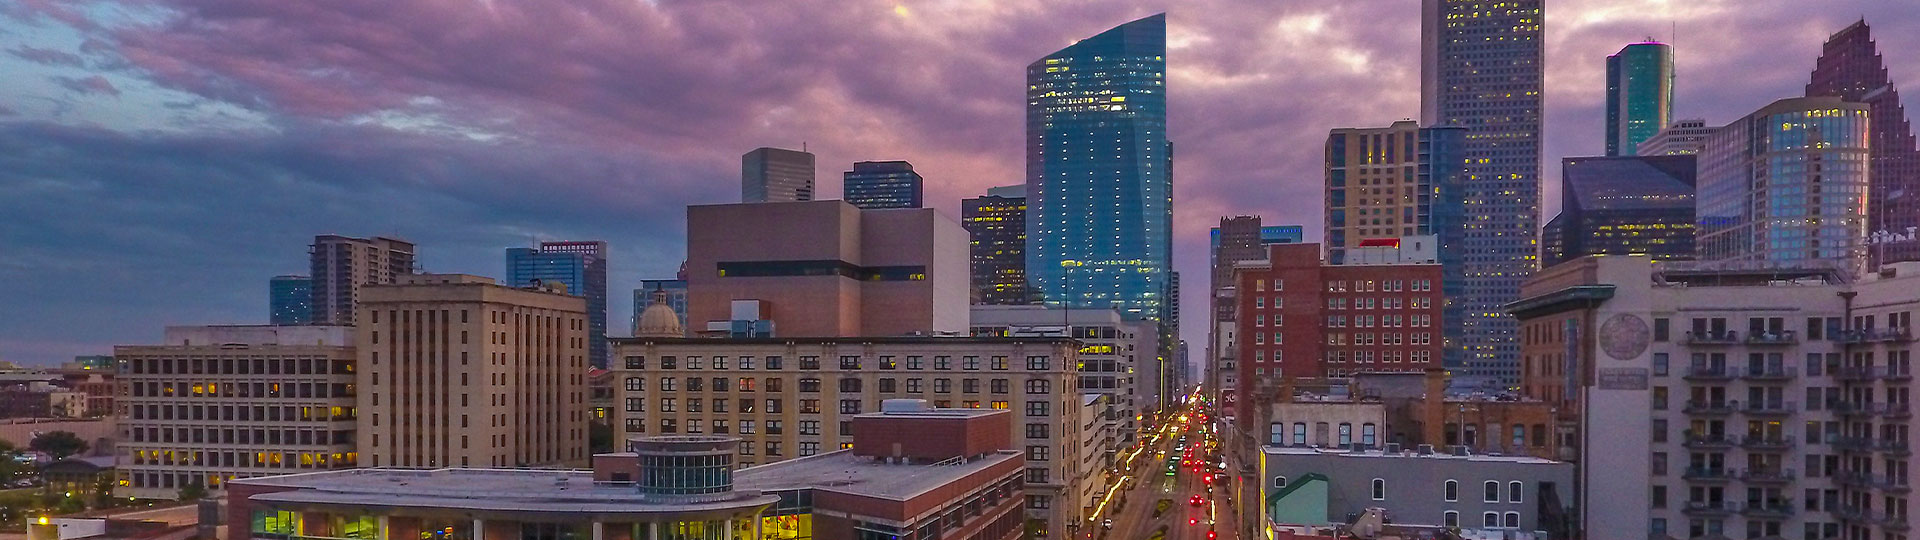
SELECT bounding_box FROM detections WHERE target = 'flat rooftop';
[236,468,776,514]
[852,408,1004,419]
[1263,446,1563,465]
[609,336,1077,346]
[737,449,1018,501]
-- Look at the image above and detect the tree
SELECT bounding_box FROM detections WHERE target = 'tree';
[177,480,207,501]
[29,431,88,460]
[0,440,22,483]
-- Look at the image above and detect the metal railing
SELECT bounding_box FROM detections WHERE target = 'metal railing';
[1684,331,1740,345]
[1745,331,1798,345]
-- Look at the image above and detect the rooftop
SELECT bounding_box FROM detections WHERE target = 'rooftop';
[1263,446,1562,466]
[737,448,1019,501]
[236,468,777,514]
[610,336,1078,346]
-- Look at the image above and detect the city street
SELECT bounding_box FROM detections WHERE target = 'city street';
[1085,392,1244,540]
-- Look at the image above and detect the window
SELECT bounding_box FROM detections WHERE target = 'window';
[934,356,952,370]
[963,379,980,393]
[1338,423,1353,446]
[660,356,677,369]
[799,356,820,370]
[838,378,861,392]
[1026,496,1050,510]
[839,356,861,369]
[1444,480,1458,501]
[905,378,923,392]
[1444,511,1460,528]
[879,356,897,370]
[1653,318,1670,342]
[739,356,754,370]
[765,356,782,369]
[659,398,676,412]
[625,377,644,391]
[1508,481,1522,503]
[1482,512,1498,528]
[1503,512,1519,529]
[659,377,676,391]
[1026,468,1050,484]
[906,356,923,370]
[1653,353,1669,376]
[1483,481,1500,502]
[1026,446,1050,461]
[1274,476,1288,488]
[1027,356,1050,370]
[799,420,819,435]
[839,400,860,414]
[799,378,821,392]
[962,356,980,370]
[992,356,1009,370]
[1026,402,1050,417]
[624,356,646,369]
[1292,423,1306,445]
[1370,478,1385,500]
[1025,379,1052,394]
[1026,423,1050,439]
[991,379,1009,394]
[739,420,755,434]
[933,378,952,393]
[877,378,896,393]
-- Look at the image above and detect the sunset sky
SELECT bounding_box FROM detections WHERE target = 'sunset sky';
[3,0,1917,365]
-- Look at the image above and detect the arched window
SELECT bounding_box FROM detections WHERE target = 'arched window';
[1443,480,1458,502]
[1508,481,1523,504]
[1481,512,1498,528]
[1370,478,1386,500]
[1503,512,1520,528]
[1443,511,1459,528]
[1483,480,1500,502]
[1274,476,1288,488]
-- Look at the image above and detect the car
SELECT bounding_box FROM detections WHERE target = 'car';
[1189,495,1204,507]
[1102,519,1113,530]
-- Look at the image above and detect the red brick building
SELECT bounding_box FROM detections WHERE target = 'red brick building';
[1232,242,1444,422]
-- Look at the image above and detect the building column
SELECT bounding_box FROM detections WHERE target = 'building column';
[472,519,484,540]
[590,521,603,540]
[720,519,732,540]
[377,516,390,540]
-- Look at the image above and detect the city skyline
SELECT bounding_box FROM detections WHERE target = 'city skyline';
[4,2,1920,364]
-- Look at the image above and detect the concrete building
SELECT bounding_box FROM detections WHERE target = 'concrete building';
[507,241,609,368]
[969,305,1154,443]
[741,147,815,203]
[1422,0,1545,387]
[1249,371,1561,461]
[228,404,1024,540]
[112,325,357,499]
[1508,256,1916,540]
[1540,155,1697,268]
[609,336,1091,538]
[964,185,1030,306]
[685,200,968,338]
[269,275,311,326]
[309,235,415,326]
[1208,217,1309,413]
[1637,119,1715,156]
[1322,121,1466,267]
[1696,97,1870,272]
[1259,446,1574,537]
[1606,41,1675,157]
[356,274,588,469]
[842,160,923,209]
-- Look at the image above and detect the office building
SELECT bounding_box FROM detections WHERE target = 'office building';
[1421,0,1545,386]
[269,275,311,325]
[964,185,1031,306]
[742,147,815,203]
[1258,446,1574,536]
[230,404,1025,540]
[1209,218,1305,405]
[842,160,923,209]
[309,235,415,326]
[1322,121,1467,266]
[1695,97,1869,271]
[356,274,588,469]
[1606,41,1675,156]
[1025,14,1174,382]
[685,200,968,338]
[632,279,688,334]
[1808,20,1920,267]
[113,325,358,499]
[1637,119,1715,156]
[610,336,1089,538]
[1509,256,1916,540]
[970,305,1156,443]
[507,241,609,367]
[1540,155,1697,268]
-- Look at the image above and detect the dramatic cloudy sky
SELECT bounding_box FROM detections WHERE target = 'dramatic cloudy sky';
[3,0,1917,366]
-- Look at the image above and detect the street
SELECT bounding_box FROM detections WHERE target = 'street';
[1086,391,1245,540]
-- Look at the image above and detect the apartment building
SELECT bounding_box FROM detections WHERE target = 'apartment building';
[309,235,415,325]
[609,336,1089,539]
[113,325,357,499]
[970,305,1154,444]
[356,274,588,469]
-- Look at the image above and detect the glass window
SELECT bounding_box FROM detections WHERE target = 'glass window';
[1370,478,1385,500]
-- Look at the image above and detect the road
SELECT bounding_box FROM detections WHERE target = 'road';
[1086,394,1244,540]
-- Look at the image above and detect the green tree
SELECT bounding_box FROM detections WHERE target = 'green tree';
[177,480,207,501]
[0,440,22,483]
[29,431,89,460]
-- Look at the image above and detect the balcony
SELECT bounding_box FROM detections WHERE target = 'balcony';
[1834,436,1874,452]
[1681,500,1739,515]
[1682,467,1735,482]
[1836,472,1875,488]
[1837,366,1914,382]
[1742,401,1797,416]
[1685,330,1740,345]
[1871,476,1912,494]
[1745,330,1799,346]
[1867,327,1914,343]
[1683,434,1738,449]
[1740,365,1798,381]
[1740,500,1795,518]
[1683,400,1736,415]
[1873,439,1912,456]
[1736,467,1796,484]
[1739,435,1794,451]
[1683,365,1738,381]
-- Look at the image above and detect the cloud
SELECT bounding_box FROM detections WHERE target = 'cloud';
[52,75,120,96]
[9,45,86,67]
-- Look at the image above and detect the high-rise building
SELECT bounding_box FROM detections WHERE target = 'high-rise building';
[309,235,415,325]
[632,279,688,334]
[1807,20,1920,266]
[114,325,357,499]
[1606,41,1675,156]
[1421,0,1545,386]
[356,274,588,468]
[1696,97,1870,271]
[269,275,312,325]
[686,200,969,338]
[1206,218,1305,405]
[963,185,1030,305]
[507,241,608,367]
[742,147,815,203]
[1636,119,1715,156]
[1323,121,1467,266]
[1540,155,1697,269]
[842,160,923,209]
[1026,13,1171,338]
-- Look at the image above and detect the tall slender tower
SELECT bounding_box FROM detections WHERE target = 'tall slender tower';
[1808,20,1920,266]
[1606,41,1675,156]
[1421,0,1543,386]
[962,185,1030,305]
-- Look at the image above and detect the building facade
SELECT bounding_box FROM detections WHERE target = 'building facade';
[269,275,311,326]
[1638,119,1716,156]
[1695,97,1870,271]
[1541,155,1697,268]
[609,336,1090,538]
[969,305,1155,443]
[507,241,609,367]
[685,200,969,338]
[1322,121,1466,267]
[1421,0,1545,386]
[842,160,923,209]
[1606,41,1675,157]
[1258,446,1574,536]
[632,279,688,334]
[1808,20,1920,267]
[356,274,588,469]
[113,325,358,499]
[742,147,815,203]
[1209,218,1305,408]
[309,235,415,326]
[963,185,1030,306]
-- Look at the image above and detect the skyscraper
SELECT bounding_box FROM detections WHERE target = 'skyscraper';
[1540,155,1696,268]
[962,184,1029,305]
[1605,41,1674,156]
[1696,97,1870,270]
[506,241,608,367]
[309,235,415,325]
[269,275,311,325]
[741,147,815,203]
[1636,119,1714,156]
[1807,20,1920,266]
[1421,0,1543,385]
[842,160,923,209]
[1026,14,1171,368]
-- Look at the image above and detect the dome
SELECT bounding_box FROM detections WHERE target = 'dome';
[635,291,683,338]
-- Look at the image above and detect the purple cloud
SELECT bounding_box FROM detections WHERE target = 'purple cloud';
[9,45,86,67]
[53,75,121,97]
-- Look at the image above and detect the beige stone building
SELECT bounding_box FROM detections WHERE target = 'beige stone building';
[356,274,588,469]
[610,336,1089,539]
[113,325,358,499]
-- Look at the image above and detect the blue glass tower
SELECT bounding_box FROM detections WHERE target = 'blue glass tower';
[1605,42,1674,156]
[843,160,923,209]
[507,241,608,367]
[270,275,311,325]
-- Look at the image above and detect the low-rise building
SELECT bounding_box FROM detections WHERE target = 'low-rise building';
[1259,446,1574,538]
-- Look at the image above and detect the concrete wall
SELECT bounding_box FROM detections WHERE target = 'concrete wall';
[164,325,352,347]
[1260,448,1573,532]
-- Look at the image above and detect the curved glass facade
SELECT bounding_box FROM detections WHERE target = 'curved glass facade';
[1697,98,1870,270]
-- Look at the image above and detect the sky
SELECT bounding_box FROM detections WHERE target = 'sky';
[3,0,1918,367]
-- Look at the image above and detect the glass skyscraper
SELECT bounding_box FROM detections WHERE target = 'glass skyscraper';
[842,161,923,209]
[1421,0,1543,385]
[963,185,1029,305]
[507,241,609,367]
[270,275,311,325]
[1696,97,1870,271]
[1541,155,1696,268]
[741,147,815,203]
[1605,42,1674,156]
